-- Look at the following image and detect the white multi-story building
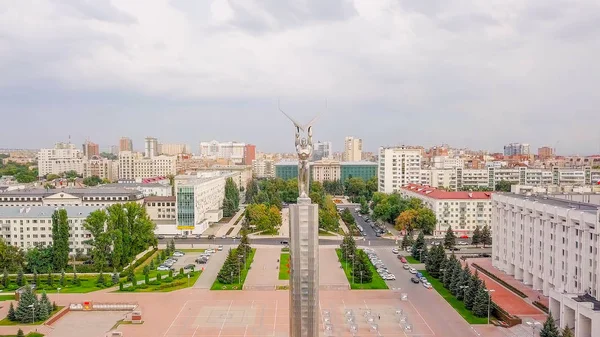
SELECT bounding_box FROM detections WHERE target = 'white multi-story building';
[118,151,177,181]
[0,206,100,252]
[492,193,600,337]
[252,159,275,179]
[504,143,530,156]
[144,137,159,158]
[431,156,465,169]
[311,160,341,183]
[314,141,333,160]
[199,141,245,164]
[399,184,492,236]
[144,196,176,225]
[0,188,144,207]
[82,156,118,181]
[343,137,362,162]
[378,146,422,193]
[38,143,84,177]
[99,182,172,197]
[172,172,237,235]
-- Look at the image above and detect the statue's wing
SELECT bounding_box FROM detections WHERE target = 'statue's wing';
[278,100,305,131]
[303,115,319,130]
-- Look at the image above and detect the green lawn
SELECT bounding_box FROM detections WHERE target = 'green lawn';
[180,249,206,253]
[279,253,290,280]
[128,271,201,292]
[0,295,15,301]
[318,230,335,236]
[404,256,421,264]
[38,278,113,294]
[335,249,388,290]
[418,270,488,324]
[211,249,256,290]
[257,230,279,236]
[0,333,44,337]
[0,307,64,326]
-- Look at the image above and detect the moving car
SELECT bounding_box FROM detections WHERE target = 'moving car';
[458,241,469,245]
[411,277,420,284]
[221,235,227,239]
[157,235,165,239]
[459,235,469,239]
[195,257,208,264]
[207,235,216,240]
[206,248,216,253]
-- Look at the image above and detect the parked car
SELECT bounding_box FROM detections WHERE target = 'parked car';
[411,277,420,284]
[157,235,165,239]
[392,248,399,254]
[206,248,216,253]
[458,241,469,245]
[173,251,185,257]
[195,257,208,264]
[449,247,461,251]
[459,235,469,239]
[403,264,410,270]
[409,268,417,274]
[195,234,202,239]
[174,234,181,239]
[207,235,216,240]
[157,265,169,271]
[217,245,224,251]
[423,282,432,289]
[400,257,407,263]
[419,276,427,283]
[184,264,195,270]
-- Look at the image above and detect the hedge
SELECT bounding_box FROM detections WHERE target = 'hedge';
[119,248,158,277]
[471,263,527,298]
[533,301,549,314]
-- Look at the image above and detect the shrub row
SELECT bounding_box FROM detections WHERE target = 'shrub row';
[471,263,527,298]
[119,248,158,277]
[533,301,549,314]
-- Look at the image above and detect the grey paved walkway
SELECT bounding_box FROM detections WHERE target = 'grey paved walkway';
[215,208,245,237]
[47,311,124,337]
[319,247,349,290]
[244,247,284,289]
[193,249,228,289]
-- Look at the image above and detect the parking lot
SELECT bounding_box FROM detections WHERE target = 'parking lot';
[158,248,224,273]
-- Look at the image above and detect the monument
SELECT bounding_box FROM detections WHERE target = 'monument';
[280,105,320,337]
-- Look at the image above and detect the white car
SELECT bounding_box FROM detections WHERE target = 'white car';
[385,274,396,280]
[217,245,224,251]
[409,268,417,274]
[157,265,169,271]
[423,282,432,289]
[458,242,469,245]
[392,248,399,254]
[173,251,184,257]
[206,249,216,253]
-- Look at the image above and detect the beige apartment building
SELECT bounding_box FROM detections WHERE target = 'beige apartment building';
[144,196,176,225]
[118,151,177,181]
[343,137,362,162]
[311,160,341,182]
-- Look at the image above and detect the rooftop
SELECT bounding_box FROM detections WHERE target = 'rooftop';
[573,293,600,311]
[100,183,168,189]
[402,184,492,200]
[497,193,599,212]
[340,161,378,166]
[0,206,101,218]
[0,188,142,197]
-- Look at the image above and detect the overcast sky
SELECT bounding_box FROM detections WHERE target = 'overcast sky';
[1,0,599,155]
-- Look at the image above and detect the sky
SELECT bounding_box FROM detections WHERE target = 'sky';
[1,0,599,155]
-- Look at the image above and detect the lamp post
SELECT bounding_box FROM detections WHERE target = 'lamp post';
[360,271,363,284]
[417,249,423,262]
[57,287,61,304]
[28,304,35,324]
[349,254,354,284]
[187,273,190,287]
[459,285,468,300]
[484,289,496,324]
[526,321,542,337]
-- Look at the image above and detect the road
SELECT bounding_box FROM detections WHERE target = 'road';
[367,246,481,337]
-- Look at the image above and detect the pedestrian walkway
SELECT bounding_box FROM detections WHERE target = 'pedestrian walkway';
[460,259,546,322]
[193,250,227,289]
[279,208,289,237]
[471,258,549,308]
[319,247,349,290]
[215,208,245,237]
[244,248,285,290]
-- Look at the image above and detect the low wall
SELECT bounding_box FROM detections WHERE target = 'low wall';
[46,307,70,326]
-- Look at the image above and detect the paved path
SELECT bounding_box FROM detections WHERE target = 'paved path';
[215,208,245,237]
[193,249,228,289]
[279,207,289,237]
[338,218,350,234]
[244,248,285,289]
[319,247,350,290]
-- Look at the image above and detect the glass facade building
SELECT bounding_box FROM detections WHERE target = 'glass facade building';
[177,186,195,229]
[340,162,377,183]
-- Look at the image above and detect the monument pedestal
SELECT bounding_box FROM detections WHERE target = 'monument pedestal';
[289,197,319,337]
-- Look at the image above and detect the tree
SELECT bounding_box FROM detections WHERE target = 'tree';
[8,302,16,321]
[400,232,414,249]
[2,267,8,288]
[495,180,513,192]
[82,175,102,186]
[16,266,24,286]
[223,198,236,217]
[425,244,446,278]
[561,326,574,337]
[33,269,38,285]
[411,232,426,261]
[39,291,53,317]
[472,285,491,317]
[127,268,136,288]
[16,329,24,337]
[345,177,367,199]
[340,234,357,262]
[245,180,259,203]
[15,286,38,323]
[223,177,240,215]
[449,261,463,295]
[481,225,492,248]
[471,226,482,247]
[217,249,240,284]
[60,269,65,287]
[456,263,472,301]
[47,271,54,287]
[359,198,370,215]
[415,208,437,235]
[443,255,458,288]
[395,209,418,232]
[353,250,373,283]
[465,270,482,310]
[444,226,457,249]
[0,239,26,272]
[96,272,105,285]
[112,269,119,285]
[540,314,561,337]
[25,246,54,273]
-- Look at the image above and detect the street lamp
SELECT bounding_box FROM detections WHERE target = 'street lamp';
[459,285,468,300]
[349,254,355,284]
[417,249,423,262]
[57,287,61,304]
[484,289,496,324]
[27,304,35,324]
[526,321,542,337]
[360,271,363,284]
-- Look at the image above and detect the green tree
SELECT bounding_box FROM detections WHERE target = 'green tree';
[112,269,119,284]
[0,238,26,272]
[2,267,8,288]
[245,180,259,203]
[415,208,437,235]
[15,286,38,323]
[16,329,24,337]
[425,244,445,278]
[465,270,482,310]
[217,249,240,284]
[39,291,53,318]
[495,180,513,192]
[82,175,102,186]
[444,226,457,249]
[33,269,38,285]
[400,232,414,250]
[561,326,574,337]
[25,246,54,273]
[359,198,370,215]
[340,234,357,262]
[411,232,426,261]
[442,255,457,288]
[47,271,54,287]
[471,226,482,247]
[540,314,561,337]
[456,263,472,301]
[127,268,136,288]
[481,225,492,248]
[60,269,65,287]
[345,177,367,199]
[224,177,240,210]
[16,266,24,286]
[51,209,70,272]
[472,284,491,317]
[353,250,373,283]
[8,302,16,321]
[449,261,463,295]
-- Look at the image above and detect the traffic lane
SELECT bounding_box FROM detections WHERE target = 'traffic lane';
[373,247,479,337]
[157,238,403,247]
[350,209,378,239]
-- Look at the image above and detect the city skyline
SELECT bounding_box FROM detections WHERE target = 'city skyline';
[1,1,600,154]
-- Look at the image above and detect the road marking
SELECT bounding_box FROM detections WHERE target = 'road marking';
[363,299,370,309]
[243,324,248,337]
[273,299,278,330]
[164,300,188,336]
[217,300,233,337]
[408,300,435,336]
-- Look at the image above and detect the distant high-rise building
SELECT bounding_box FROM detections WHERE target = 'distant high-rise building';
[343,137,362,161]
[313,141,333,161]
[158,143,189,156]
[199,140,245,164]
[109,145,119,155]
[503,143,530,156]
[82,141,99,159]
[538,146,554,159]
[145,137,158,159]
[252,159,275,178]
[38,142,84,177]
[119,137,133,152]
[244,144,256,165]
[378,146,422,193]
